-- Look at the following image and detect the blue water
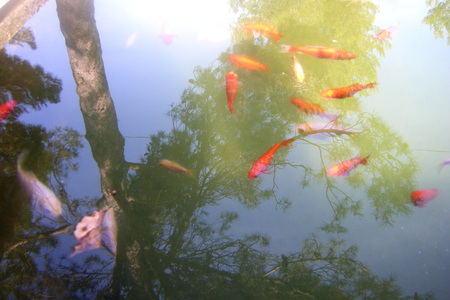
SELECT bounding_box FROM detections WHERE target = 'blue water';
[1,0,449,298]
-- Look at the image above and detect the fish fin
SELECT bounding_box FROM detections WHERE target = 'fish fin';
[321,113,339,121]
[263,65,269,72]
[273,33,284,43]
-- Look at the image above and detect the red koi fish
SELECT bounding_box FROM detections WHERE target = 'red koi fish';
[226,72,238,114]
[281,44,356,60]
[320,83,377,99]
[249,138,294,179]
[229,55,269,72]
[411,189,440,208]
[242,22,284,43]
[160,159,192,176]
[376,23,399,41]
[290,98,336,120]
[327,155,369,176]
[0,100,17,122]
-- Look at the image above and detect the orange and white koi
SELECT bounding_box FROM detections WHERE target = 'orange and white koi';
[248,138,294,179]
[411,189,440,208]
[242,22,284,43]
[229,54,269,72]
[376,23,399,41]
[226,72,238,114]
[291,55,305,83]
[320,83,377,99]
[327,155,369,176]
[0,100,17,122]
[160,159,192,176]
[290,98,336,120]
[281,44,356,60]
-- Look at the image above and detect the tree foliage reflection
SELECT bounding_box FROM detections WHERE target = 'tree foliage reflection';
[0,0,433,298]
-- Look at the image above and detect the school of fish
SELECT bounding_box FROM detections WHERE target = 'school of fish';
[220,20,446,208]
[5,8,445,263]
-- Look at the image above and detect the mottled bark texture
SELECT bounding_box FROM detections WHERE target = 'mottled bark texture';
[0,0,49,49]
[56,1,150,295]
[56,0,127,209]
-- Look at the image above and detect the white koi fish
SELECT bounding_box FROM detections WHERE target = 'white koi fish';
[17,152,62,218]
[292,55,305,83]
[296,120,359,136]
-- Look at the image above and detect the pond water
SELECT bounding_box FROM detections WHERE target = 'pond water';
[1,0,449,298]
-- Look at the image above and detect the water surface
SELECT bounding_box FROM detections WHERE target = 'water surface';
[0,0,449,298]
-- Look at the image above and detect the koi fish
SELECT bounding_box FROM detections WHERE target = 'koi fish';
[291,55,305,83]
[248,138,294,179]
[320,83,377,99]
[376,23,399,41]
[242,22,284,43]
[290,98,337,120]
[0,100,17,122]
[17,151,62,218]
[226,72,238,114]
[296,121,358,136]
[229,54,269,72]
[438,158,450,174]
[160,17,175,45]
[281,44,356,60]
[411,189,440,208]
[102,208,117,256]
[327,155,370,176]
[160,159,192,176]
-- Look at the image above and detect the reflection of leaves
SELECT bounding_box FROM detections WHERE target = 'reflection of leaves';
[9,27,36,50]
[423,0,450,45]
[0,50,62,109]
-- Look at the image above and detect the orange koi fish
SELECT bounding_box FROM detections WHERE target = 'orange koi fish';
[411,189,440,208]
[327,155,369,176]
[0,100,17,122]
[229,55,269,72]
[291,55,305,83]
[290,98,336,120]
[226,72,238,114]
[320,83,377,99]
[376,23,399,41]
[160,159,192,176]
[248,138,294,179]
[242,22,284,43]
[281,44,356,60]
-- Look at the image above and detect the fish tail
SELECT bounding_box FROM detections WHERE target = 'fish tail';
[362,155,370,164]
[262,64,269,72]
[17,150,30,171]
[321,113,339,121]
[280,44,293,53]
[273,33,284,43]
[282,138,295,147]
[367,82,377,88]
